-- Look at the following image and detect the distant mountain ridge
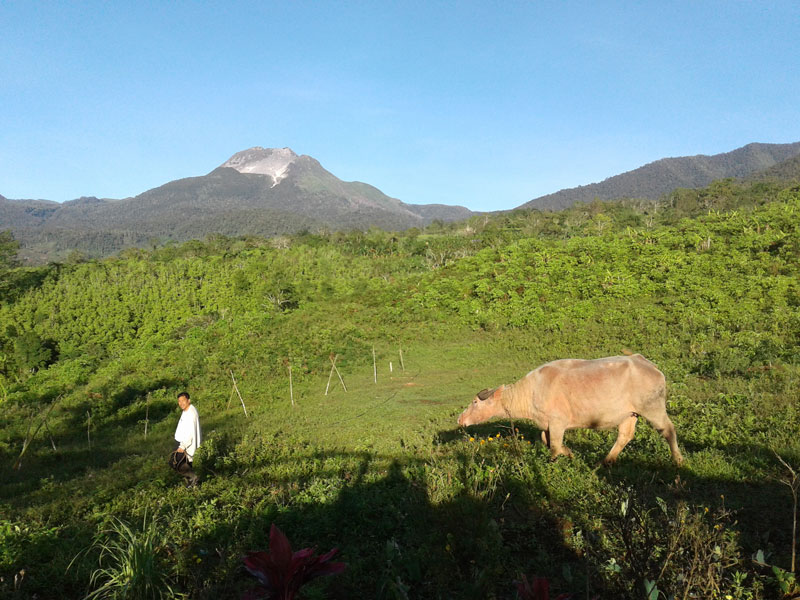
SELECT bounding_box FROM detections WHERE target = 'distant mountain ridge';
[745,151,800,183]
[0,147,473,263]
[519,141,800,210]
[4,141,800,264]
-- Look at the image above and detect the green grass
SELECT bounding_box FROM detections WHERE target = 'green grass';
[3,329,798,598]
[2,186,800,598]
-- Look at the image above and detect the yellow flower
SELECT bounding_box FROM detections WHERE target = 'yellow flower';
[469,437,475,442]
[480,440,485,445]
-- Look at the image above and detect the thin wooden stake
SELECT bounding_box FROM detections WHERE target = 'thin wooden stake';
[390,361,393,373]
[373,346,377,383]
[15,396,65,468]
[325,354,338,396]
[334,361,347,392]
[399,347,405,372]
[44,420,57,452]
[227,384,235,409]
[13,412,36,471]
[329,354,347,392]
[774,451,798,574]
[230,370,248,417]
[289,364,294,407]
[144,393,150,439]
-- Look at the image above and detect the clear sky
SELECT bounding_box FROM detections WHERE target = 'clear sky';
[2,1,799,212]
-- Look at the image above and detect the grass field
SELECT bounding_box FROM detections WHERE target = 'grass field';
[2,188,800,598]
[3,327,799,599]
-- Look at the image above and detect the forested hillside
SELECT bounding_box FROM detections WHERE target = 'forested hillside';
[1,178,799,599]
[521,141,800,210]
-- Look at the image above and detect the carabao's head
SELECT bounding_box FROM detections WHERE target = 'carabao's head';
[458,387,504,427]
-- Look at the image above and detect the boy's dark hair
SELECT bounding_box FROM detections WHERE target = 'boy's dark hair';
[177,392,190,401]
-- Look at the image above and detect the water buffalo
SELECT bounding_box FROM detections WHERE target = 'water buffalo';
[458,354,683,465]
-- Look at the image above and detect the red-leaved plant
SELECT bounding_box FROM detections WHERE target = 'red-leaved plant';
[516,575,574,600]
[242,524,346,600]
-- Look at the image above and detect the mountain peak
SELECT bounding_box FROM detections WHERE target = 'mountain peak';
[220,147,299,186]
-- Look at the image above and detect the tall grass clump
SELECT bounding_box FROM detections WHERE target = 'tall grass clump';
[73,514,175,600]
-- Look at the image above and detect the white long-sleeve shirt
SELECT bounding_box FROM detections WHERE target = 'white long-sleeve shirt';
[174,404,202,460]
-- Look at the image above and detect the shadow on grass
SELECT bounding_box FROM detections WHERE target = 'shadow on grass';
[1,379,182,500]
[593,440,800,568]
[8,422,798,599]
[440,418,800,596]
[181,445,607,600]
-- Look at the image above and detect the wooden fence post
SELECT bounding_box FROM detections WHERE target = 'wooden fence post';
[44,420,57,452]
[325,354,337,395]
[144,392,150,438]
[289,364,294,407]
[230,370,248,417]
[227,384,235,410]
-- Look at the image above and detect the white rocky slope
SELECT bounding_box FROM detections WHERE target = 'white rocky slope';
[220,147,298,186]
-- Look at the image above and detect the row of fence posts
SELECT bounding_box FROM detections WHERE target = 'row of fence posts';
[221,345,407,415]
[13,345,408,468]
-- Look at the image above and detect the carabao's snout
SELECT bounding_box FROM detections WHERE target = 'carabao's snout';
[457,388,497,428]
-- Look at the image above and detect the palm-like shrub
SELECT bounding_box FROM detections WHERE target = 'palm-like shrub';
[516,575,574,600]
[243,524,346,600]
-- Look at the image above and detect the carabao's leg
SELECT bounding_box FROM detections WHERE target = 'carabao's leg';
[602,415,638,466]
[548,421,573,460]
[661,416,683,465]
[646,412,684,465]
[541,429,550,448]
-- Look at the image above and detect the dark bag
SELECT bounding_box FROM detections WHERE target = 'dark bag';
[168,449,188,471]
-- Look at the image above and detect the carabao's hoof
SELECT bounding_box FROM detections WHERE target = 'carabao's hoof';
[549,448,574,462]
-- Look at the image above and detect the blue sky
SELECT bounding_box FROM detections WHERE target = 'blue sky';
[2,1,799,212]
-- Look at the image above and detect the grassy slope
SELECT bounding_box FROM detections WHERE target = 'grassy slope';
[2,186,800,599]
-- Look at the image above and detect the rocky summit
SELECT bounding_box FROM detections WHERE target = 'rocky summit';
[220,147,299,186]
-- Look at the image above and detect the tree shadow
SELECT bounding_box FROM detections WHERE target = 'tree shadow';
[0,264,55,302]
[592,439,799,569]
[183,444,615,600]
[439,417,800,597]
[0,378,181,507]
[12,421,797,599]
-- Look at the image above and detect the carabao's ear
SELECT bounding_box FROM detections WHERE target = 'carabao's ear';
[477,388,492,401]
